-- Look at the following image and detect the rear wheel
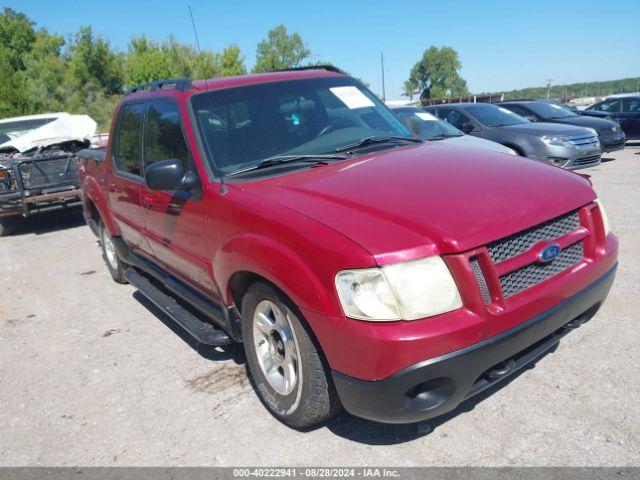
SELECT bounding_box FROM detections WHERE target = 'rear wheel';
[100,220,127,284]
[241,282,341,429]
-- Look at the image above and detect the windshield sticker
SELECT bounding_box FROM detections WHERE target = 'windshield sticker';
[329,86,375,109]
[415,112,438,121]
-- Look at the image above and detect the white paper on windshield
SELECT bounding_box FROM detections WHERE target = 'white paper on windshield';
[329,86,375,109]
[415,112,438,121]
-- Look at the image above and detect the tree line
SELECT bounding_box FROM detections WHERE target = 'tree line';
[500,77,640,101]
[0,8,313,130]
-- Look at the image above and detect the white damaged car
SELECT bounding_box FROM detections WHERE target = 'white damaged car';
[0,113,97,235]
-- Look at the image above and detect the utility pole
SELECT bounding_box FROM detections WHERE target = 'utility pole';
[545,78,553,100]
[380,51,386,102]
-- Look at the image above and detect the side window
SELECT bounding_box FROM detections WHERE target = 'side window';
[440,109,469,129]
[622,98,640,113]
[596,99,621,112]
[113,103,145,176]
[144,99,190,172]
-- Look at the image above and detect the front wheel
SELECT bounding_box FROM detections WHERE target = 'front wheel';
[100,220,127,284]
[242,282,341,429]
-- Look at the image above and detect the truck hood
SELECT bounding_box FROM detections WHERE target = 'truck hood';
[240,143,596,262]
[498,122,591,137]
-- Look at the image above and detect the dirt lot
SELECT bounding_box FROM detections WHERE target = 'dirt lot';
[1,146,639,467]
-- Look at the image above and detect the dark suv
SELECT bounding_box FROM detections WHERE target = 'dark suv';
[585,95,640,140]
[425,103,602,170]
[498,100,626,153]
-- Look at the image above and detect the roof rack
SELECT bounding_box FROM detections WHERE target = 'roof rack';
[273,65,346,75]
[126,78,194,95]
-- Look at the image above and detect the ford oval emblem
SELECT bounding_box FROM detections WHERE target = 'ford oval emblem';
[539,244,561,263]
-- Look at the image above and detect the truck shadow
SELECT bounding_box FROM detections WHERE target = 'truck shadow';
[322,345,558,445]
[131,291,246,364]
[6,208,85,236]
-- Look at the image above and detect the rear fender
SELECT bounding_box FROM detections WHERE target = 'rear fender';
[82,175,119,236]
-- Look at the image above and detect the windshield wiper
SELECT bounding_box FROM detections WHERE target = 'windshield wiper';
[335,135,422,153]
[429,133,463,140]
[225,154,347,177]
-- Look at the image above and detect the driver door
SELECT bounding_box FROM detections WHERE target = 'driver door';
[140,97,217,297]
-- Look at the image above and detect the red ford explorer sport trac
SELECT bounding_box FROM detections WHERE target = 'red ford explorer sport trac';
[78,66,618,428]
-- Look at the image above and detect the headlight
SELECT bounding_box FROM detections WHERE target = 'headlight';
[541,135,573,147]
[335,256,462,321]
[595,198,611,235]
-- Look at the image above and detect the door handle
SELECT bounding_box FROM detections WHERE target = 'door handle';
[142,196,154,210]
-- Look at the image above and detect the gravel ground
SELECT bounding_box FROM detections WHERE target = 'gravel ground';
[1,145,639,467]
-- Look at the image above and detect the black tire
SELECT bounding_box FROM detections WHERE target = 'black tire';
[99,220,127,284]
[0,216,17,237]
[241,282,341,429]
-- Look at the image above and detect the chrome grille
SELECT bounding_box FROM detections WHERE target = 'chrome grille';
[470,257,491,305]
[18,156,78,189]
[568,134,599,148]
[499,241,584,298]
[487,210,580,264]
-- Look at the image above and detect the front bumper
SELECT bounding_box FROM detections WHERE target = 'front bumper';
[332,263,616,424]
[0,187,82,218]
[600,135,626,152]
[530,144,602,170]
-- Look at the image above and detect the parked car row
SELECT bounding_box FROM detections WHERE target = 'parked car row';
[392,93,637,171]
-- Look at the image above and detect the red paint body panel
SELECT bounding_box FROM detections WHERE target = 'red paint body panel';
[79,69,618,383]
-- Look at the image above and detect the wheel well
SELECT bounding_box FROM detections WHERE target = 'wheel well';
[86,198,100,223]
[228,271,263,312]
[502,143,525,156]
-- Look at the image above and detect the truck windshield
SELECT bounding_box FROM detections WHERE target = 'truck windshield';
[190,77,412,175]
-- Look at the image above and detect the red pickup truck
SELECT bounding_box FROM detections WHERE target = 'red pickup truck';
[78,67,618,429]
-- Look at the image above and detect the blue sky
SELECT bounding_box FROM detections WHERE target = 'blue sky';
[6,0,640,99]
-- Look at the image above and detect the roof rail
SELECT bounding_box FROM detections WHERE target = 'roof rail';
[273,65,346,75]
[126,78,194,95]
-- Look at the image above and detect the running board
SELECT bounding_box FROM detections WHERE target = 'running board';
[124,268,232,346]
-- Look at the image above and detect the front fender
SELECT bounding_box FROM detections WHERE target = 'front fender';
[214,232,339,315]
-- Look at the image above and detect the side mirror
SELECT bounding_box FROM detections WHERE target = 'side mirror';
[525,115,538,122]
[459,122,474,134]
[145,159,197,191]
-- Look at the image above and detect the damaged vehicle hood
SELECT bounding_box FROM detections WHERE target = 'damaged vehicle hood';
[0,113,97,153]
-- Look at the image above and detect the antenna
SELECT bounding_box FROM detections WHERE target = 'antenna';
[188,5,226,189]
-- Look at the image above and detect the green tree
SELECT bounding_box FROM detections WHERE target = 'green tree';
[0,7,36,70]
[403,46,469,100]
[65,26,123,94]
[219,44,246,77]
[253,25,311,73]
